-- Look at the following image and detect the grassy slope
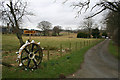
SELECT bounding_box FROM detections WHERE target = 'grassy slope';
[2,34,103,78]
[2,40,102,78]
[108,40,119,60]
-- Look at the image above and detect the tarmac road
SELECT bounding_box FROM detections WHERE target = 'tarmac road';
[67,39,119,78]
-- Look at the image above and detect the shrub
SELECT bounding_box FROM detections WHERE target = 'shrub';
[77,32,89,38]
[92,28,101,38]
[102,32,108,38]
[52,33,57,36]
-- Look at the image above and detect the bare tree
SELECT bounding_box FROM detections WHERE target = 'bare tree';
[53,25,61,36]
[106,11,120,45]
[81,18,93,37]
[65,27,72,35]
[64,0,120,41]
[0,0,31,46]
[37,21,52,36]
[64,0,120,18]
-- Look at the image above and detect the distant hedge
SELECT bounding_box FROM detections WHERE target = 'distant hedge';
[92,28,101,38]
[102,32,108,38]
[77,32,90,38]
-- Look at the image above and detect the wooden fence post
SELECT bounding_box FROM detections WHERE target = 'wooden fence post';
[47,45,49,61]
[86,40,88,46]
[81,42,83,48]
[80,42,81,48]
[88,40,89,46]
[92,40,94,45]
[60,44,62,57]
[84,41,85,47]
[89,40,90,46]
[69,42,71,51]
[87,40,89,46]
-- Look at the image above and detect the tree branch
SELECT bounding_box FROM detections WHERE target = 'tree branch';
[86,8,106,19]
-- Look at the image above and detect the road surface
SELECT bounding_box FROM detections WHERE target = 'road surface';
[67,39,119,78]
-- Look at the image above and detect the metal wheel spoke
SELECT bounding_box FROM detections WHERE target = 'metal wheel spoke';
[33,59,37,66]
[31,44,35,52]
[35,55,41,61]
[35,55,40,59]
[27,59,31,68]
[24,48,30,54]
[34,58,37,62]
[22,57,28,60]
[34,49,39,54]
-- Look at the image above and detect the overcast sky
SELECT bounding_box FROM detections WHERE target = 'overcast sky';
[0,0,108,30]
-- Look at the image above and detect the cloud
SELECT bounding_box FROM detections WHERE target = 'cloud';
[22,0,83,30]
[0,0,107,30]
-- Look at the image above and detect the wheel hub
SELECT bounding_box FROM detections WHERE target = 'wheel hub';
[29,52,35,59]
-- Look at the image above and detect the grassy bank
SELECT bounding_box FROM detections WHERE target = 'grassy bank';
[2,34,103,78]
[108,40,119,60]
[2,40,102,78]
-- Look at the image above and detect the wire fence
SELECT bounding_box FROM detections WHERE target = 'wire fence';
[42,39,101,61]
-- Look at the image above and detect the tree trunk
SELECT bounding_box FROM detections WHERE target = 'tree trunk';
[43,30,46,36]
[8,1,24,46]
[88,28,91,38]
[58,32,59,36]
[14,27,24,46]
[55,31,57,36]
[16,31,24,46]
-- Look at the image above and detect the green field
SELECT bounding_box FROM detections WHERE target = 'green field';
[2,34,103,78]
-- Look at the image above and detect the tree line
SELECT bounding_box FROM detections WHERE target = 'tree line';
[37,21,62,36]
[0,0,119,46]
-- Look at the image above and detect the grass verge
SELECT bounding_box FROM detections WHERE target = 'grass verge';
[108,40,119,60]
[2,40,102,78]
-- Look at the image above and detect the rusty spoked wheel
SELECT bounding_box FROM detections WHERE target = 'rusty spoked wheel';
[17,40,43,70]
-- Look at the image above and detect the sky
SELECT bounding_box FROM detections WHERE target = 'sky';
[0,0,108,30]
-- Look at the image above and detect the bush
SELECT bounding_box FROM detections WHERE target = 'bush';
[102,32,108,38]
[77,32,90,38]
[92,28,101,38]
[52,33,57,36]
